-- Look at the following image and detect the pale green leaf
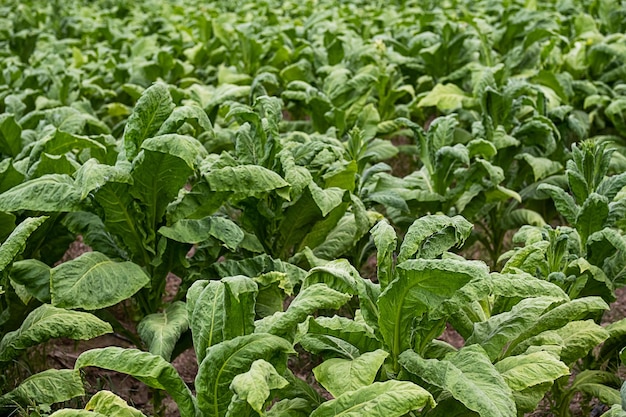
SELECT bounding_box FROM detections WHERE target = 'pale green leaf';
[400,345,516,417]
[313,349,388,397]
[255,284,351,337]
[398,215,472,262]
[309,380,435,417]
[196,333,294,417]
[123,83,175,160]
[0,174,81,212]
[85,391,147,417]
[229,359,288,414]
[0,305,112,362]
[0,216,48,272]
[51,252,150,310]
[418,83,472,112]
[75,347,195,417]
[138,301,189,361]
[0,369,84,406]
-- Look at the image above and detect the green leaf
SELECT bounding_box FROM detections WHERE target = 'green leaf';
[0,216,47,272]
[74,159,132,200]
[400,345,516,417]
[517,154,563,181]
[85,391,147,417]
[0,304,112,362]
[0,174,81,212]
[123,83,175,160]
[495,351,569,391]
[75,347,195,417]
[0,114,22,157]
[10,259,52,303]
[537,184,579,224]
[138,301,189,361]
[187,280,225,363]
[313,349,388,397]
[467,297,559,361]
[397,215,472,262]
[222,276,258,340]
[0,369,84,406]
[554,320,610,364]
[378,258,489,362]
[157,105,213,137]
[309,183,345,216]
[206,165,290,199]
[50,252,150,310]
[371,220,397,289]
[298,315,380,359]
[576,193,610,246]
[159,216,244,250]
[266,398,310,417]
[229,359,289,414]
[302,259,361,295]
[255,284,351,337]
[131,140,196,233]
[309,380,435,417]
[195,333,294,417]
[418,83,472,112]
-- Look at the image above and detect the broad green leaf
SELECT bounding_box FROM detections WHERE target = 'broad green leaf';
[75,160,132,200]
[298,315,380,359]
[206,165,290,199]
[85,391,147,417]
[140,134,206,169]
[467,297,559,360]
[559,370,622,416]
[159,216,244,250]
[123,83,175,160]
[0,216,47,272]
[0,369,84,406]
[10,259,51,303]
[554,320,610,364]
[418,83,472,111]
[138,301,189,361]
[93,181,145,259]
[398,215,472,262]
[0,159,24,193]
[157,105,213,137]
[222,276,258,340]
[509,297,609,355]
[576,193,609,246]
[490,273,568,304]
[302,259,361,295]
[517,154,563,181]
[309,183,345,216]
[0,174,81,212]
[42,130,107,156]
[266,398,310,417]
[255,284,351,337]
[229,359,289,414]
[313,349,388,397]
[378,258,489,362]
[75,347,195,417]
[196,333,294,417]
[538,184,579,224]
[0,114,22,157]
[51,252,150,310]
[0,304,112,362]
[187,280,225,363]
[310,380,434,417]
[131,143,195,233]
[371,220,397,289]
[495,351,569,391]
[400,345,516,417]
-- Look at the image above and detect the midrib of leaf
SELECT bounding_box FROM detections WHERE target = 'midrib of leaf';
[212,343,254,416]
[99,187,151,267]
[62,259,110,296]
[207,287,221,349]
